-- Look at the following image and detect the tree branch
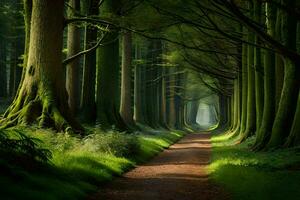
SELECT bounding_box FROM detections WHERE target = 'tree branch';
[63,32,107,66]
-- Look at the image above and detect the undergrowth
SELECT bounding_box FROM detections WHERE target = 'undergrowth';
[0,127,184,200]
[209,131,300,200]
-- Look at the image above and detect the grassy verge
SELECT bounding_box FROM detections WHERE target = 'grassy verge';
[209,132,300,200]
[0,127,185,200]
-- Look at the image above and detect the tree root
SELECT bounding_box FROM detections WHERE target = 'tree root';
[0,95,82,134]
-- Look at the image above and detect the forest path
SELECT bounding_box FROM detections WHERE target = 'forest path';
[88,133,230,200]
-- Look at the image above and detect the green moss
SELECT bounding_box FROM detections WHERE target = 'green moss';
[209,132,300,200]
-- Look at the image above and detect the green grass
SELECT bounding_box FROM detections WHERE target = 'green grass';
[209,132,300,200]
[0,127,185,200]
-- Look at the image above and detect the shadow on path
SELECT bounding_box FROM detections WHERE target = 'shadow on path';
[88,133,230,200]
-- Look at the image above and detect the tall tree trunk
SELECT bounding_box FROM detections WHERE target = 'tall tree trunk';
[133,39,145,125]
[285,22,300,147]
[240,2,256,141]
[80,0,98,122]
[120,31,134,126]
[96,0,125,130]
[275,7,284,113]
[239,27,248,135]
[1,0,81,132]
[267,0,300,148]
[187,100,200,126]
[254,0,264,131]
[218,95,228,128]
[167,67,176,129]
[159,66,169,128]
[232,77,240,133]
[66,0,81,115]
[254,2,276,150]
[134,64,145,124]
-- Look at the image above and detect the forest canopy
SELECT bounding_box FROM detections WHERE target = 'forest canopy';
[0,0,300,199]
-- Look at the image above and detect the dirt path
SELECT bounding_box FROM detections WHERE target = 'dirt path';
[89,133,230,200]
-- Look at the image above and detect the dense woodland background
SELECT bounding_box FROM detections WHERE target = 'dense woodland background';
[0,0,300,199]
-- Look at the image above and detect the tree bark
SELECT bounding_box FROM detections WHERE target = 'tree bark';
[239,27,248,136]
[240,2,256,141]
[1,0,81,132]
[120,31,134,126]
[80,0,98,122]
[254,0,264,131]
[254,2,276,150]
[66,0,81,115]
[267,0,300,148]
[96,0,125,129]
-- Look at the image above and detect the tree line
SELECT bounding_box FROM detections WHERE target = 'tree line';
[0,0,299,150]
[0,0,217,134]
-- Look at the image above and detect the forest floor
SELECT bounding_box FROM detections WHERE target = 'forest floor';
[89,133,230,200]
[209,132,300,200]
[0,127,186,200]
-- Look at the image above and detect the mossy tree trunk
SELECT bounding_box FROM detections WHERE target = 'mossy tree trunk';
[231,76,240,133]
[254,2,276,150]
[239,27,248,136]
[231,31,243,137]
[267,0,300,149]
[240,2,256,141]
[1,0,81,132]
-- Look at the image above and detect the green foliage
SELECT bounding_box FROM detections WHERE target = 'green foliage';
[0,127,184,200]
[209,132,300,200]
[0,129,52,164]
[82,131,140,157]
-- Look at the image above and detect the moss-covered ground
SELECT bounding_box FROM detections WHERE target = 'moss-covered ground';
[209,131,300,200]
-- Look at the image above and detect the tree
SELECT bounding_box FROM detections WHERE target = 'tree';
[80,0,98,122]
[1,0,81,132]
[267,0,300,149]
[253,1,276,150]
[96,0,126,130]
[66,0,81,115]
[120,31,134,126]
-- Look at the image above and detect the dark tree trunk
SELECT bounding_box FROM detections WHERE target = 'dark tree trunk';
[1,0,82,132]
[267,0,300,148]
[80,0,98,122]
[66,0,81,115]
[96,0,125,129]
[120,31,134,126]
